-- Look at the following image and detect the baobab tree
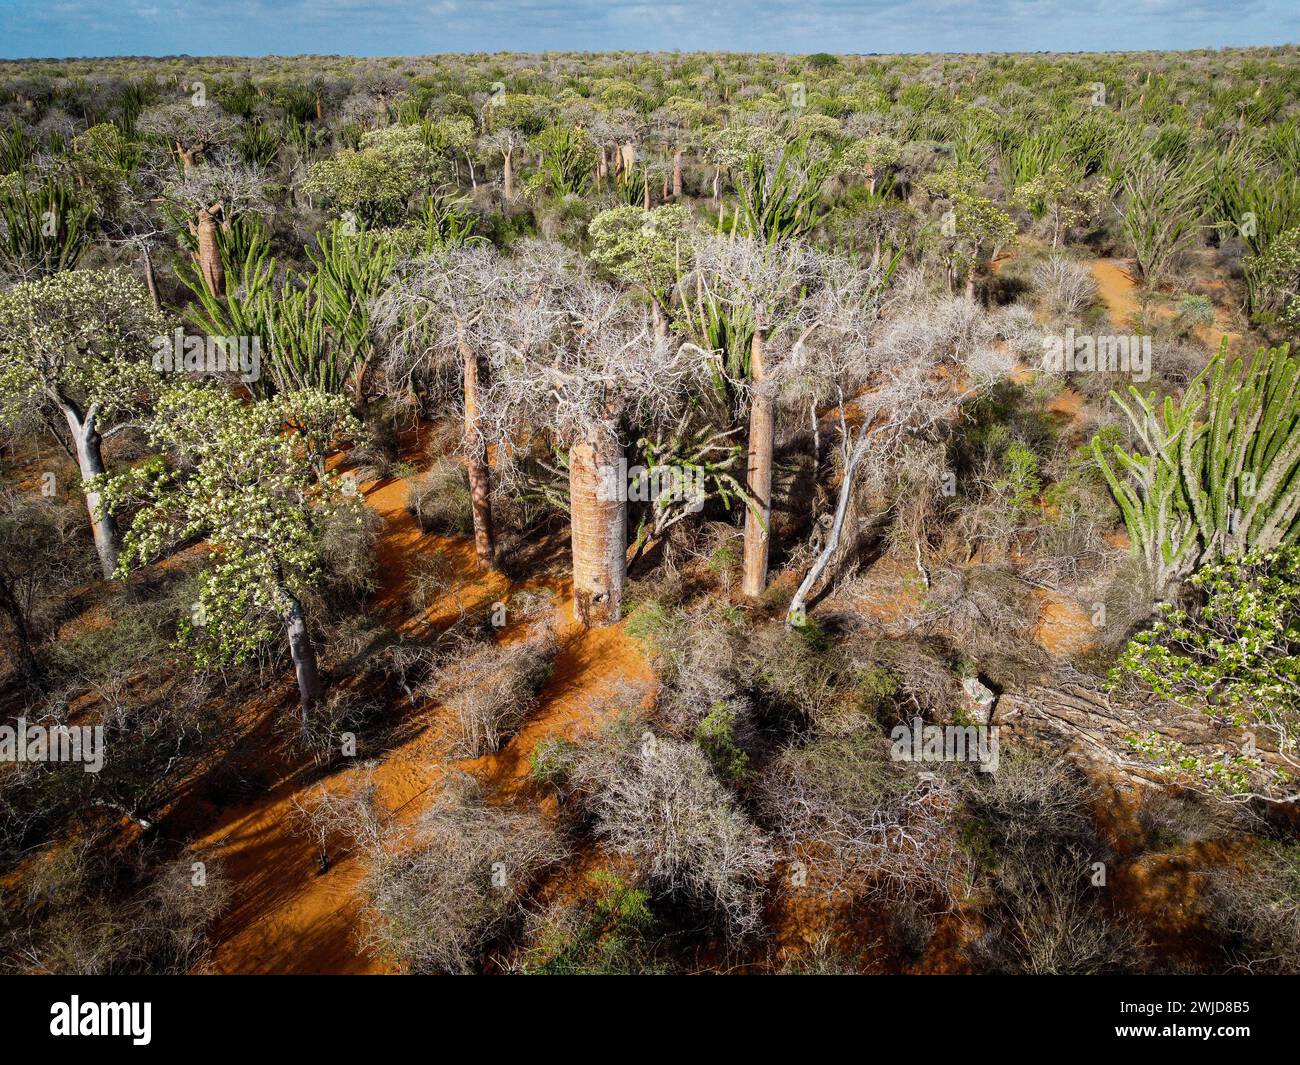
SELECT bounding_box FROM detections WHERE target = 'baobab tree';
[682,236,831,599]
[162,153,267,297]
[0,269,167,578]
[376,246,509,570]
[137,101,237,176]
[483,244,707,625]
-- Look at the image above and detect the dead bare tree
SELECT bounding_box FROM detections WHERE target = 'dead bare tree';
[786,287,1032,623]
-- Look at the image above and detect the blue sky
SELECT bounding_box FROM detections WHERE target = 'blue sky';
[1,0,1296,60]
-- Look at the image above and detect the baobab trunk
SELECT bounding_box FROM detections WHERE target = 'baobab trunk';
[283,590,324,724]
[196,204,223,296]
[502,148,515,200]
[63,406,119,580]
[568,427,626,627]
[741,328,774,599]
[672,149,683,198]
[643,170,652,210]
[457,323,495,569]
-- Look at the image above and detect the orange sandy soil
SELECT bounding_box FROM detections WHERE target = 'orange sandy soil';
[1091,256,1242,353]
[183,429,654,974]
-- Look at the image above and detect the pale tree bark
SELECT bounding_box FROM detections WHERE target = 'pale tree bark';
[60,401,118,579]
[787,424,869,624]
[283,588,324,724]
[672,148,684,198]
[569,426,626,627]
[502,148,515,200]
[140,244,160,311]
[456,320,495,569]
[741,327,774,598]
[642,169,652,210]
[195,201,224,297]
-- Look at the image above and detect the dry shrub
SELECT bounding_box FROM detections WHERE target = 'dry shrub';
[1204,842,1300,974]
[965,844,1144,974]
[0,842,230,975]
[918,564,1041,659]
[316,501,383,606]
[437,627,557,756]
[358,773,566,974]
[406,551,460,617]
[760,730,972,906]
[962,751,1144,974]
[1032,254,1097,322]
[564,721,776,936]
[407,457,474,536]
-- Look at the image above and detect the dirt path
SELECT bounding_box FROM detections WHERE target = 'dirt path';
[197,438,652,974]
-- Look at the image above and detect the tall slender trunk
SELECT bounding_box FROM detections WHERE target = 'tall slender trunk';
[569,426,626,627]
[140,244,160,311]
[283,588,324,724]
[466,152,477,189]
[642,170,651,210]
[741,328,774,599]
[672,148,683,198]
[712,162,721,205]
[63,405,118,580]
[502,148,515,200]
[457,322,495,569]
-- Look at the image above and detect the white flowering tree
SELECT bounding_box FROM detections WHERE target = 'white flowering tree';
[96,386,365,721]
[0,269,168,578]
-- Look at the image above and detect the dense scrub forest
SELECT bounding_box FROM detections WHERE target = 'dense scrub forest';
[1,47,1299,976]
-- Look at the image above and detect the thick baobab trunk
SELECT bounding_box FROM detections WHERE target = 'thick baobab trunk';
[672,148,683,198]
[63,405,118,580]
[457,323,495,569]
[964,270,977,303]
[502,148,515,200]
[642,170,652,210]
[315,92,323,122]
[196,203,223,297]
[598,144,608,190]
[283,590,324,724]
[569,427,626,627]
[741,329,774,599]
